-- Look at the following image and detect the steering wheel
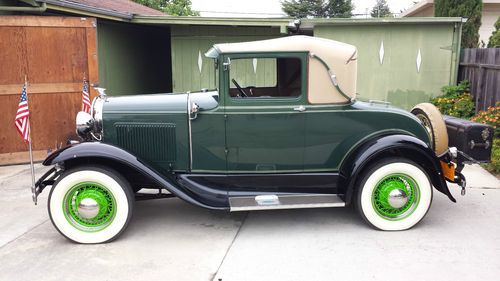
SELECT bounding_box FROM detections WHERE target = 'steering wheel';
[231,78,248,97]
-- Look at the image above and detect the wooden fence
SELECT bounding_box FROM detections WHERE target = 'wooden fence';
[0,16,98,165]
[458,48,500,112]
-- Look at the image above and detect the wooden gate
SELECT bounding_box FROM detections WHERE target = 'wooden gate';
[0,16,98,165]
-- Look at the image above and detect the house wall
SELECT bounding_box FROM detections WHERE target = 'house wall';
[403,2,500,46]
[314,22,461,109]
[409,6,434,17]
[481,3,500,45]
[170,25,282,92]
[97,21,172,95]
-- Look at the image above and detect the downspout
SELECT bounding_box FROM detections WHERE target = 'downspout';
[450,19,465,85]
[0,2,46,12]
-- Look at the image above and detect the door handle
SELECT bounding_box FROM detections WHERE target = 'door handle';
[293,105,306,112]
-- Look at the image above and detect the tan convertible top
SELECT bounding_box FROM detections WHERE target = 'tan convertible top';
[210,35,358,103]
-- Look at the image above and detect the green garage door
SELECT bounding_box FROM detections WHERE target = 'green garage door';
[313,19,461,109]
[170,25,283,93]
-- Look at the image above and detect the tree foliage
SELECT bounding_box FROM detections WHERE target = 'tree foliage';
[435,0,482,48]
[282,0,323,18]
[282,0,353,18]
[370,0,392,18]
[324,0,354,18]
[487,16,500,48]
[131,0,199,16]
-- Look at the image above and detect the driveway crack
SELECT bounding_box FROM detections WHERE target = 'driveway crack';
[210,212,248,281]
[0,219,49,250]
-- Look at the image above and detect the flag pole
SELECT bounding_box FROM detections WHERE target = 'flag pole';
[28,124,36,205]
[25,75,37,205]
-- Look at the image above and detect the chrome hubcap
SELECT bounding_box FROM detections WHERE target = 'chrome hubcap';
[77,198,100,219]
[388,189,408,209]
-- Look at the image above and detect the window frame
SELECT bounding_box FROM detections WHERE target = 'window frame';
[222,52,308,106]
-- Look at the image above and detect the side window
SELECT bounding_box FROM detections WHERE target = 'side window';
[229,57,302,98]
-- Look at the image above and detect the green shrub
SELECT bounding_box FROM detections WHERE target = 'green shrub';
[430,80,475,119]
[440,80,470,98]
[487,16,500,48]
[483,139,500,175]
[435,0,482,48]
[472,104,500,176]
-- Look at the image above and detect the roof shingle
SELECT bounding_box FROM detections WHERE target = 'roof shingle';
[44,0,165,16]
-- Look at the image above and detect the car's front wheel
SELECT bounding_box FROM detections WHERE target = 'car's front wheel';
[48,166,134,243]
[356,158,432,230]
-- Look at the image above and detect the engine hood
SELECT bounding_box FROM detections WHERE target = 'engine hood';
[103,91,219,114]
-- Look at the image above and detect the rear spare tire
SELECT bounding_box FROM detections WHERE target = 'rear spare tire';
[411,103,449,156]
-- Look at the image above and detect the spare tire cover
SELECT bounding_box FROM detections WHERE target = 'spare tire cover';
[411,103,449,156]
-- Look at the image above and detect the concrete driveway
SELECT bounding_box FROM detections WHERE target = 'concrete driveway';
[0,163,499,281]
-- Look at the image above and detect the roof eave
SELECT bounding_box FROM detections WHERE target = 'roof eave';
[37,0,134,20]
[301,17,462,29]
[132,15,292,33]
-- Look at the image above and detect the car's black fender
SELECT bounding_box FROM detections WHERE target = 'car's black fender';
[339,134,456,204]
[43,142,228,210]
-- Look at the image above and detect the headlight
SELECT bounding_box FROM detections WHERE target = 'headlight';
[91,95,105,135]
[76,111,94,137]
[76,89,106,141]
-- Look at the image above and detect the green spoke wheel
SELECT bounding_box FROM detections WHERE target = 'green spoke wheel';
[356,158,432,231]
[49,166,134,244]
[371,174,420,220]
[64,182,117,232]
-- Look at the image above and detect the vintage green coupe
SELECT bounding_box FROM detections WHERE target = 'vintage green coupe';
[34,36,485,244]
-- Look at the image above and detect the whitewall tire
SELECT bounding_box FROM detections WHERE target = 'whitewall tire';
[48,166,134,244]
[356,159,432,231]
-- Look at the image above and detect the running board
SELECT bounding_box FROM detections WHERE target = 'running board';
[229,194,345,212]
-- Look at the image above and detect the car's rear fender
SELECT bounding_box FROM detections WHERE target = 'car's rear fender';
[42,142,228,210]
[339,134,456,205]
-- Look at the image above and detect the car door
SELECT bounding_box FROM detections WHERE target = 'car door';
[223,53,308,173]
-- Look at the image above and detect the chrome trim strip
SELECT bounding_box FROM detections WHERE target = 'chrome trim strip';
[187,92,193,171]
[229,194,345,211]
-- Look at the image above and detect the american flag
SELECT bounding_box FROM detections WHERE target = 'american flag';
[82,77,91,113]
[14,83,30,142]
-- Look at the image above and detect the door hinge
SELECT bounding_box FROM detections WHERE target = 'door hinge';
[223,57,231,71]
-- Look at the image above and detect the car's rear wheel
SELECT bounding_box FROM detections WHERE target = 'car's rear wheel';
[48,166,134,243]
[411,102,449,156]
[356,158,432,231]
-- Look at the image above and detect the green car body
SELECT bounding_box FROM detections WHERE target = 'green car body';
[37,36,463,243]
[102,92,430,174]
